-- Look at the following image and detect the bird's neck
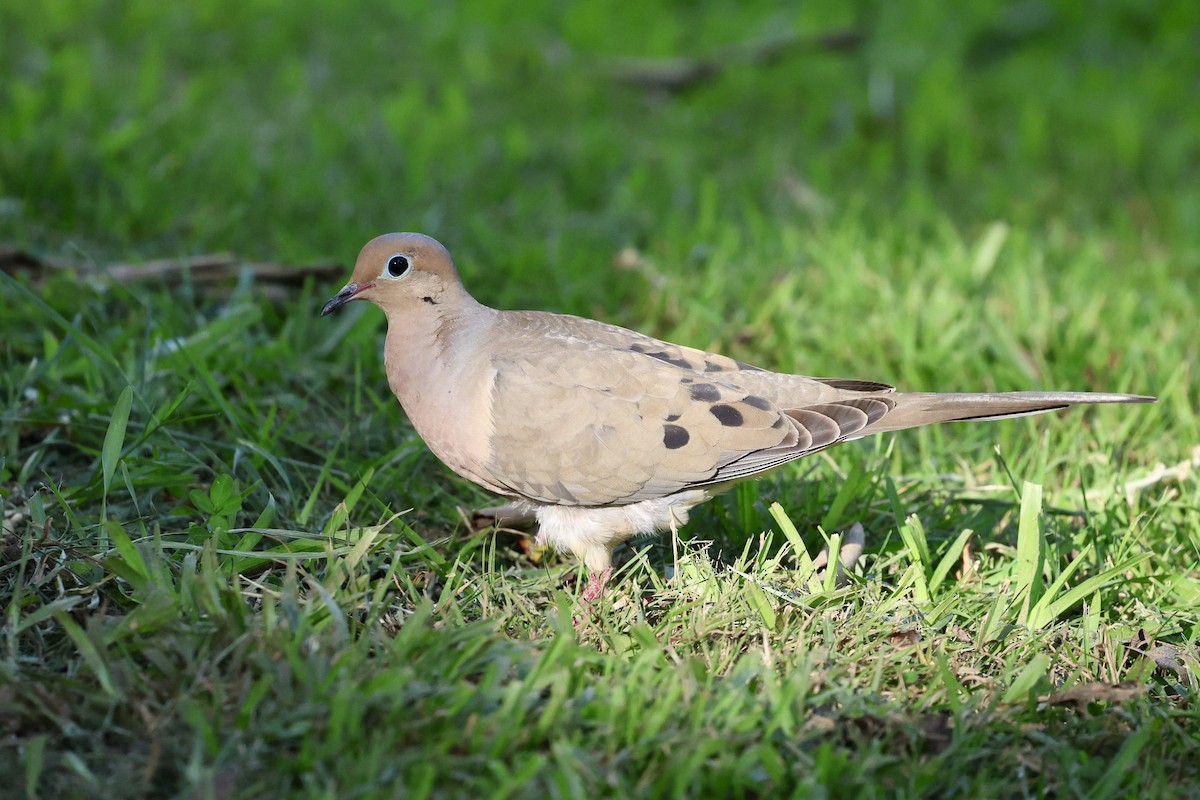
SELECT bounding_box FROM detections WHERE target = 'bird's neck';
[381,299,496,411]
[380,300,503,488]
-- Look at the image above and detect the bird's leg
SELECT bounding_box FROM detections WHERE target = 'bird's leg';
[811,522,866,587]
[669,508,682,584]
[572,565,613,630]
[580,566,612,604]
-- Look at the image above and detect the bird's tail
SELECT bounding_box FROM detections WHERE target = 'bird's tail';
[865,391,1155,435]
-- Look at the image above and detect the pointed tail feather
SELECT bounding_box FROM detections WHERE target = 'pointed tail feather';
[867,391,1155,435]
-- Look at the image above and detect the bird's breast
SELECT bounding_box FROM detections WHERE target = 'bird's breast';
[382,314,506,495]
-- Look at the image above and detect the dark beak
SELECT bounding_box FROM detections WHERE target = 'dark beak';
[321,283,364,316]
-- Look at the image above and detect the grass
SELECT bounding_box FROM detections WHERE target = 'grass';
[2,1,1199,797]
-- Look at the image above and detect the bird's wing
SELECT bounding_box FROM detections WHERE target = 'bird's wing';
[477,311,893,506]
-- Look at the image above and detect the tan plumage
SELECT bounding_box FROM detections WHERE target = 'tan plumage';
[322,232,1155,599]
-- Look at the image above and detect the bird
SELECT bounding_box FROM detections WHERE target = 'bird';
[321,232,1155,604]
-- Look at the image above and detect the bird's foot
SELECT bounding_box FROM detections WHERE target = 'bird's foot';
[572,566,613,630]
[809,522,866,587]
[581,566,612,604]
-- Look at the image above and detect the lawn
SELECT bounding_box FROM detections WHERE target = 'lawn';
[2,1,1198,797]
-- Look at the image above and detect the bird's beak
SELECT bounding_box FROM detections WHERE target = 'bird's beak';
[321,282,373,316]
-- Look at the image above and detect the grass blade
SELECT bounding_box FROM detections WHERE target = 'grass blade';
[100,385,134,521]
[52,610,119,698]
[820,461,863,533]
[104,519,149,581]
[1002,652,1049,704]
[1090,718,1159,800]
[0,271,121,369]
[929,527,973,595]
[1037,553,1154,628]
[22,733,47,800]
[769,502,818,590]
[1015,481,1045,624]
[898,515,930,604]
[11,596,84,637]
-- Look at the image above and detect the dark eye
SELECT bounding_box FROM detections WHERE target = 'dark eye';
[386,254,410,277]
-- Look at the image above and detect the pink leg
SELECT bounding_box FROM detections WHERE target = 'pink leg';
[573,567,613,629]
[581,566,613,604]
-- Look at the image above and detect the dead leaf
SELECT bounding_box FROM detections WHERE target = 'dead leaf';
[1041,682,1144,711]
[0,247,42,277]
[1142,643,1193,680]
[886,629,921,647]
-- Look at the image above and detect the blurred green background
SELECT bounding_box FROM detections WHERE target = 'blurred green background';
[4,0,1197,267]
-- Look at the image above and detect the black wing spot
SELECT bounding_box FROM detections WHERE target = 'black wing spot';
[688,383,722,403]
[735,360,764,372]
[710,404,744,427]
[663,424,690,449]
[703,360,725,372]
[646,350,694,369]
[816,378,894,393]
[743,395,771,410]
[666,413,680,422]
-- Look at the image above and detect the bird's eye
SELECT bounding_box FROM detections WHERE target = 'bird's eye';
[386,254,410,278]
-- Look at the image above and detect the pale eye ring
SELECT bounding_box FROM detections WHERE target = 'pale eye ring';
[386,254,410,277]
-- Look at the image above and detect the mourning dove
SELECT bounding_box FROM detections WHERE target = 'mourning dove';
[322,233,1154,602]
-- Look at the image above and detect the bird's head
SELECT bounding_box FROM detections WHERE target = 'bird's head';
[320,232,465,318]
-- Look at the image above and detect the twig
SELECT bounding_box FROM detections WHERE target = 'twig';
[1085,445,1199,505]
[607,29,863,92]
[1,246,345,299]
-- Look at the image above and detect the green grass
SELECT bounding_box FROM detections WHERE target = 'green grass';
[2,1,1199,797]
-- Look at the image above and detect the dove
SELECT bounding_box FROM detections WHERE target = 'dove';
[321,232,1155,604]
